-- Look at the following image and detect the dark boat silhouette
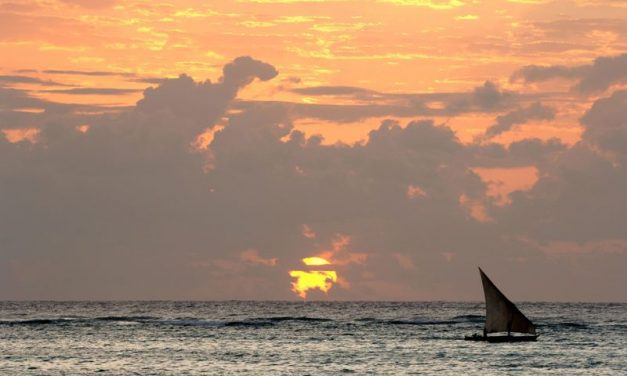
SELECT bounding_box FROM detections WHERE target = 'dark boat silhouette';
[465,267,538,343]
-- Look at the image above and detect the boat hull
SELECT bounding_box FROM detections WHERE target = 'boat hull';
[464,334,538,342]
[487,334,538,343]
[464,334,487,341]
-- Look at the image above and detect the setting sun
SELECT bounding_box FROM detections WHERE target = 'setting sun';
[288,270,338,299]
[302,256,331,266]
[289,256,337,299]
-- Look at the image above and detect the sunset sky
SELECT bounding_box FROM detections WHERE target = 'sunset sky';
[1,0,626,301]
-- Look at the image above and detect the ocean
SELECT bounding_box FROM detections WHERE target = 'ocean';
[0,302,625,375]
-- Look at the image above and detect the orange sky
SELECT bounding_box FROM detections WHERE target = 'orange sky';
[2,0,625,145]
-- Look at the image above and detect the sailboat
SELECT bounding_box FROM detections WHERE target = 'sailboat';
[465,267,538,343]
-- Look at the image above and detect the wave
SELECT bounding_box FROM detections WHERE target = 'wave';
[223,316,333,327]
[223,320,275,327]
[540,322,589,329]
[356,315,485,326]
[556,322,588,328]
[0,315,481,328]
[94,315,158,322]
[158,319,223,327]
[0,316,158,326]
[451,314,485,323]
[0,318,77,326]
[258,316,333,323]
[387,319,461,326]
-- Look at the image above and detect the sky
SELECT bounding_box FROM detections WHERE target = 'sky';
[1,0,627,301]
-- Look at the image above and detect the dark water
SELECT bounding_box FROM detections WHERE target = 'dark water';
[0,302,625,374]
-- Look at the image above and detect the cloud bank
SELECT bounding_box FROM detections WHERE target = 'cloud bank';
[1,56,625,302]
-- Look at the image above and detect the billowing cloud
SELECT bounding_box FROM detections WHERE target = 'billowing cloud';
[580,90,627,155]
[1,55,626,302]
[493,89,627,281]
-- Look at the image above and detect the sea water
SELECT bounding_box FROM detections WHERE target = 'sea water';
[0,302,625,375]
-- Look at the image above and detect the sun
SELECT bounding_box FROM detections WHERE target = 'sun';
[289,257,337,299]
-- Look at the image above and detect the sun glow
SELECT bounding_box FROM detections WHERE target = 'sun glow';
[289,256,337,299]
[302,256,331,266]
[2,129,40,144]
[289,270,337,299]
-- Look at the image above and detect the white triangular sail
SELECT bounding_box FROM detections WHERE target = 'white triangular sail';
[479,268,536,335]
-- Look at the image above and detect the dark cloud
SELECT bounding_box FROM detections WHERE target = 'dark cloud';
[0,86,119,117]
[0,63,501,299]
[0,75,67,86]
[511,65,585,83]
[130,77,170,85]
[236,81,526,124]
[443,81,517,114]
[0,57,281,300]
[43,69,136,77]
[135,56,277,138]
[468,138,567,169]
[0,86,52,110]
[291,86,376,96]
[221,56,278,93]
[483,102,555,139]
[0,56,625,301]
[234,100,435,123]
[41,88,140,95]
[512,53,627,94]
[580,90,627,156]
[495,90,627,247]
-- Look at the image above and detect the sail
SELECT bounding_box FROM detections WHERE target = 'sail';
[479,268,536,335]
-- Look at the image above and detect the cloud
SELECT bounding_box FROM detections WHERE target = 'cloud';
[0,86,50,110]
[512,53,627,94]
[222,56,279,93]
[291,86,376,96]
[136,57,277,128]
[0,56,288,299]
[469,137,567,169]
[445,81,517,114]
[0,84,127,132]
[580,90,627,156]
[496,90,627,247]
[130,77,171,85]
[0,75,67,86]
[41,88,140,95]
[483,102,555,139]
[42,70,136,77]
[237,80,524,124]
[1,56,626,301]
